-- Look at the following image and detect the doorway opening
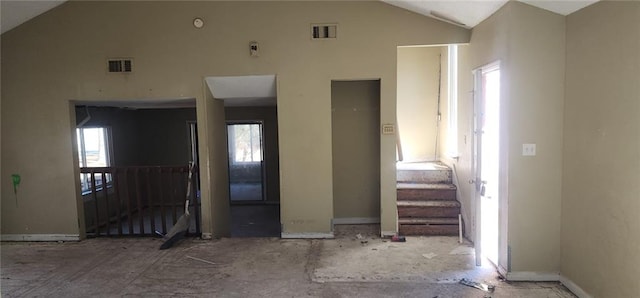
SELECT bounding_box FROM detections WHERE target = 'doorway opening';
[331,80,381,230]
[473,62,501,266]
[73,102,201,237]
[206,74,280,237]
[227,122,266,202]
[225,111,280,237]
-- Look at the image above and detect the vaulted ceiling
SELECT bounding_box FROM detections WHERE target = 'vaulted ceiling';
[1,0,599,34]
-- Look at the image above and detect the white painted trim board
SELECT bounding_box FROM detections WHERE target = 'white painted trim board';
[498,269,592,298]
[281,232,334,239]
[332,217,380,225]
[559,275,593,298]
[1,234,80,242]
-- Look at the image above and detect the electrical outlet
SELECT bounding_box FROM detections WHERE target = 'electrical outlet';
[522,143,536,156]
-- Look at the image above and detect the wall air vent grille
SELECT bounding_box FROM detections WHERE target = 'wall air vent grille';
[311,24,337,39]
[107,59,133,73]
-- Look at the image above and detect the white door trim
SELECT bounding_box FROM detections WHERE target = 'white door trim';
[471,60,508,269]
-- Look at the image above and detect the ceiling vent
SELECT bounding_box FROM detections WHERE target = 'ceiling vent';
[107,58,133,73]
[311,24,337,40]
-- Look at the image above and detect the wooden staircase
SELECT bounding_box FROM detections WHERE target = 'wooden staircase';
[397,162,461,236]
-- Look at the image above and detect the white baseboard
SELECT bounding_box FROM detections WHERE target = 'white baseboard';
[560,275,593,298]
[503,271,560,281]
[281,232,334,239]
[1,234,80,242]
[332,217,380,225]
[496,268,591,298]
[381,231,396,237]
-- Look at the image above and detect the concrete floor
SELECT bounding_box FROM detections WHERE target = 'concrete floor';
[1,225,575,298]
[230,205,280,237]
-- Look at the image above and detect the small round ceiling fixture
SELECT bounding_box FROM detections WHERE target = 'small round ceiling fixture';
[193,18,204,29]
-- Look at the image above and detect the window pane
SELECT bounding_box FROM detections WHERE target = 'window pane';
[77,129,84,167]
[77,127,112,193]
[251,125,262,161]
[83,128,107,167]
[230,124,262,163]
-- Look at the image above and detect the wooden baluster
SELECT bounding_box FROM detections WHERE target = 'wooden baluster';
[169,168,177,225]
[146,168,155,236]
[134,168,144,235]
[159,167,167,234]
[193,168,200,235]
[102,171,110,236]
[90,170,99,236]
[113,168,123,236]
[123,168,133,235]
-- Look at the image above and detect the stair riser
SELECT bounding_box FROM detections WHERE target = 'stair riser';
[398,206,460,218]
[397,170,452,184]
[397,188,456,201]
[399,224,459,236]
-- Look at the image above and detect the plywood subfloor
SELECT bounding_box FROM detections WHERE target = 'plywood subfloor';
[1,225,576,297]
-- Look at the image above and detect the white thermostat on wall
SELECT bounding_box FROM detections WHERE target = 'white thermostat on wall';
[382,124,395,135]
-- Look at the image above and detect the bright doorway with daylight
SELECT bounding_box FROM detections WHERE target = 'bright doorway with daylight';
[473,62,501,266]
[206,74,281,237]
[227,122,266,202]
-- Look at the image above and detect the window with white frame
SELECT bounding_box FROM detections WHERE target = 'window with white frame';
[447,44,459,157]
[77,127,113,193]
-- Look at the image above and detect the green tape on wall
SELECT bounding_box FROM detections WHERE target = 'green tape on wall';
[11,174,21,206]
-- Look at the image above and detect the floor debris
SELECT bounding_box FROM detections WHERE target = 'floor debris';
[459,278,495,292]
[449,245,473,255]
[422,253,437,259]
[355,234,364,240]
[391,235,406,242]
[186,255,216,265]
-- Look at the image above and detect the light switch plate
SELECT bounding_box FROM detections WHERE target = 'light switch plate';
[522,143,536,156]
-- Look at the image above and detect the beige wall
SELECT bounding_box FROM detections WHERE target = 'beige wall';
[439,44,476,240]
[562,2,640,296]
[397,46,442,162]
[199,90,231,238]
[442,2,565,274]
[331,80,381,220]
[0,1,469,237]
[136,108,196,166]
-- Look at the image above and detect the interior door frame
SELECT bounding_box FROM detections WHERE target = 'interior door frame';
[225,120,267,202]
[472,61,508,270]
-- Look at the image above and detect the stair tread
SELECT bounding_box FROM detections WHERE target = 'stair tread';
[397,183,456,190]
[399,218,459,225]
[397,200,461,207]
[396,161,450,171]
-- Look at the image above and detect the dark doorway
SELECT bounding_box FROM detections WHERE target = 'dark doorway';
[74,105,201,237]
